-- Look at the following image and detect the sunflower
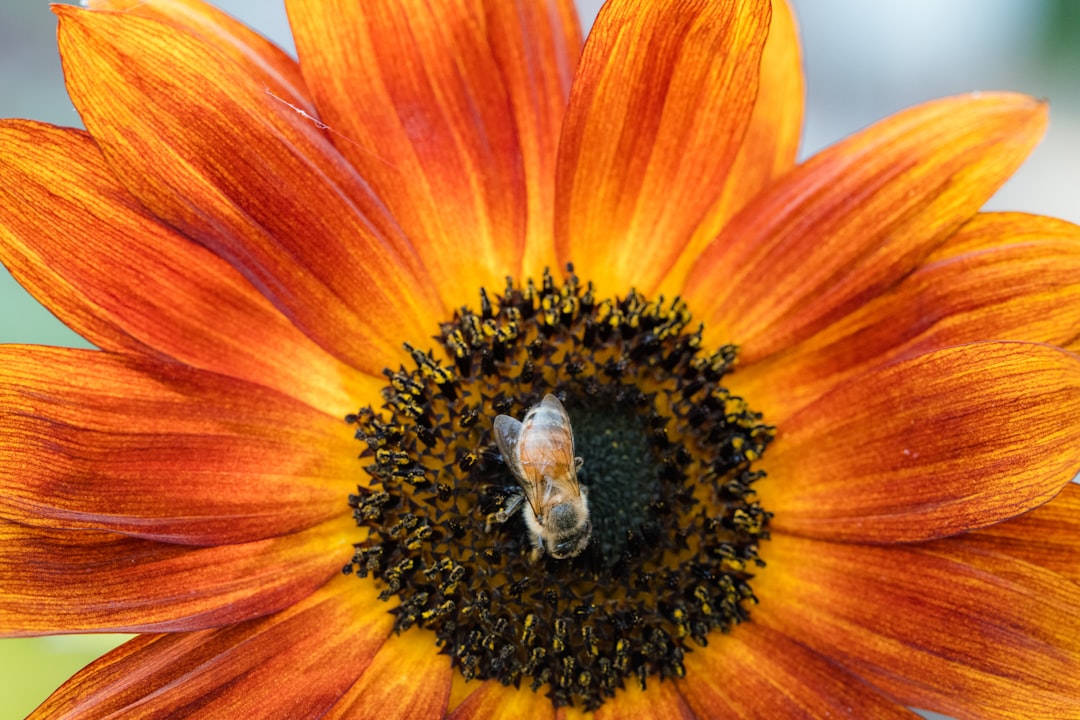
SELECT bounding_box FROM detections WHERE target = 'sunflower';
[2,0,1080,717]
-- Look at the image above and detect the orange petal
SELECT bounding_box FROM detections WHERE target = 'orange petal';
[0,346,354,545]
[287,0,528,310]
[55,6,441,373]
[678,622,916,719]
[684,93,1048,364]
[759,342,1080,543]
[449,681,555,720]
[31,577,394,718]
[84,0,314,115]
[732,211,1080,424]
[0,516,349,635]
[659,0,804,296]
[554,0,771,296]
[756,533,1080,719]
[959,483,1080,584]
[486,0,584,278]
[326,630,452,719]
[926,209,1080,259]
[596,678,695,720]
[0,120,381,417]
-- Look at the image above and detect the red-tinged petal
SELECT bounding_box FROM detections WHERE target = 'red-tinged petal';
[0,120,381,417]
[287,0,527,310]
[0,516,350,635]
[485,0,584,278]
[449,681,555,720]
[684,93,1048,364]
[678,622,917,719]
[755,533,1080,719]
[732,212,1080,424]
[554,0,771,296]
[659,0,804,296]
[0,347,354,545]
[31,577,394,719]
[758,342,1080,543]
[596,678,695,720]
[55,6,441,373]
[959,483,1080,584]
[84,0,314,115]
[927,210,1080,260]
[326,630,452,720]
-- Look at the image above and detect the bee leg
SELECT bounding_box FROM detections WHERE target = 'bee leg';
[529,545,545,563]
[485,488,525,532]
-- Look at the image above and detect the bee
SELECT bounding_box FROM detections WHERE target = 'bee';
[490,394,591,560]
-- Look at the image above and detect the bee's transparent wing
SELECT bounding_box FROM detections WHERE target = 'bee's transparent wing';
[493,413,547,516]
[533,395,582,500]
[493,414,524,476]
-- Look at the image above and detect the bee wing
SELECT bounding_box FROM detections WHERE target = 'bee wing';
[539,394,574,457]
[493,413,526,477]
[494,412,548,518]
[521,395,582,508]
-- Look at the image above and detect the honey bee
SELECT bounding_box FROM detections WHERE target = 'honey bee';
[490,394,591,560]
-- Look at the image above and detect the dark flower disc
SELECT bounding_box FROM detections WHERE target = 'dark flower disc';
[344,268,774,710]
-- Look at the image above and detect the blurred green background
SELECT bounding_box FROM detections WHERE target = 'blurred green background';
[0,1,1077,717]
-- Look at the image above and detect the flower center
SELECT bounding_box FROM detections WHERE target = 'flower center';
[344,269,774,710]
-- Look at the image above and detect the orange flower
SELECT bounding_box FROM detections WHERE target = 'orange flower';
[2,0,1080,717]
